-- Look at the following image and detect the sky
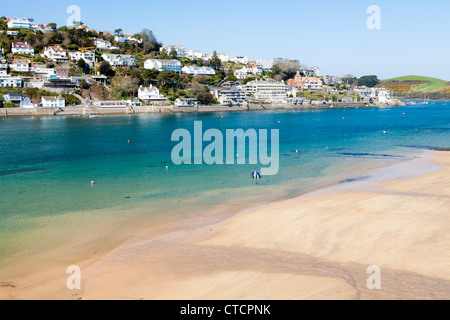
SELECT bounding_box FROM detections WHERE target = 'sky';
[2,0,450,80]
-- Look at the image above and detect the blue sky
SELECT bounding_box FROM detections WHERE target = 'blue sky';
[3,0,450,79]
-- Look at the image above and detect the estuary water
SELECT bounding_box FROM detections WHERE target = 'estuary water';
[1,102,449,273]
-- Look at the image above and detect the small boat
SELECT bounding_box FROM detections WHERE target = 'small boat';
[88,115,99,119]
[252,172,261,179]
[382,131,388,135]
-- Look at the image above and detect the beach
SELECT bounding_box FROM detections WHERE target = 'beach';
[1,150,449,300]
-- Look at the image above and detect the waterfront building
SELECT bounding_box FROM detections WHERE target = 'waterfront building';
[287,72,323,90]
[174,98,199,107]
[244,79,287,103]
[214,86,248,106]
[41,96,66,108]
[138,85,167,101]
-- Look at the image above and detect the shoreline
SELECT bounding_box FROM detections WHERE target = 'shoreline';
[0,101,406,117]
[1,149,449,299]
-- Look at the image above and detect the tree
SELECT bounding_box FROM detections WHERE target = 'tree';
[209,51,223,70]
[139,28,161,53]
[169,50,178,59]
[99,61,114,76]
[114,29,123,37]
[271,58,302,81]
[226,70,238,82]
[80,80,89,90]
[193,84,215,105]
[77,58,86,69]
[48,23,57,30]
[357,75,379,87]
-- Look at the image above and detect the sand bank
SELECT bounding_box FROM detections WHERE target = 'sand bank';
[1,151,449,300]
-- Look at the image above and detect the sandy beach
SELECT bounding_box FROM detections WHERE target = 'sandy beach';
[1,150,450,300]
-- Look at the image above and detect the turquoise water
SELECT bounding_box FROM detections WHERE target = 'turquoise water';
[1,102,450,267]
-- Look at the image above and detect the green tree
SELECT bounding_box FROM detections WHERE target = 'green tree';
[209,51,222,70]
[77,58,86,69]
[357,75,379,87]
[99,61,114,76]
[80,80,89,90]
[48,23,57,30]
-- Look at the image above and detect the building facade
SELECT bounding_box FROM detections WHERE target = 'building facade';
[181,66,215,76]
[138,85,167,101]
[144,59,181,72]
[244,80,287,103]
[44,46,68,62]
[12,42,35,55]
[41,96,66,108]
[102,54,137,68]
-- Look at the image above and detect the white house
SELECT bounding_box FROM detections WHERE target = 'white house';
[175,98,198,107]
[144,59,181,72]
[6,30,18,36]
[44,46,68,62]
[12,59,33,72]
[234,64,263,80]
[0,78,23,88]
[41,96,65,108]
[230,56,249,64]
[114,34,141,44]
[181,66,215,76]
[69,51,95,66]
[12,42,35,55]
[138,85,167,101]
[7,18,37,29]
[218,52,229,62]
[102,54,137,68]
[162,45,186,58]
[377,88,392,103]
[244,80,287,103]
[0,64,8,77]
[94,39,118,50]
[186,50,204,60]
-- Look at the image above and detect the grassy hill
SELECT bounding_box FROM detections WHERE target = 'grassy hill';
[381,75,447,82]
[379,75,450,98]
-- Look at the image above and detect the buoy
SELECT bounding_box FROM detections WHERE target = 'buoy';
[91,181,94,185]
[166,166,169,170]
[252,172,261,180]
[128,140,131,144]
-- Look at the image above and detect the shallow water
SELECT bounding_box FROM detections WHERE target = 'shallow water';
[1,102,449,270]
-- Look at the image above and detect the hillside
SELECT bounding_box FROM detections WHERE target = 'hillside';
[379,75,450,99]
[382,75,447,82]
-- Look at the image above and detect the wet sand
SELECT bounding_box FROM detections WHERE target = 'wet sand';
[1,151,449,300]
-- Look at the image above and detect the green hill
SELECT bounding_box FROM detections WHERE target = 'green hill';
[379,75,450,98]
[382,75,447,82]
